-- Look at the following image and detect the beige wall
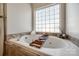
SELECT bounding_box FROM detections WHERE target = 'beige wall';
[66,3,79,39]
[7,3,32,34]
[60,4,66,33]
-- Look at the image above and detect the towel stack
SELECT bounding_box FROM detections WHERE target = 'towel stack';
[30,33,48,48]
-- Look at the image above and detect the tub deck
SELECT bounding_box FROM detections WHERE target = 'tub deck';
[5,39,50,56]
[5,38,79,56]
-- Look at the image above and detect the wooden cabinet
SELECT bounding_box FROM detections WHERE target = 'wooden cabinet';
[0,18,4,56]
[0,3,4,56]
[0,3,7,56]
[5,41,49,56]
[5,42,16,56]
[5,41,36,56]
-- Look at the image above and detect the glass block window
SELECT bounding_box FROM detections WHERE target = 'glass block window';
[35,4,60,33]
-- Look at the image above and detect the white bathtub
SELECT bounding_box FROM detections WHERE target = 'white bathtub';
[17,35,79,56]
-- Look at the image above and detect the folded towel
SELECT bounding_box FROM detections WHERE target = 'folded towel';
[30,33,48,48]
[30,40,45,48]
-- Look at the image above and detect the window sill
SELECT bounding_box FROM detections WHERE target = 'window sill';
[36,32,60,36]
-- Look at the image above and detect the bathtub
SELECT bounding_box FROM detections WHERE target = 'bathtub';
[11,35,79,56]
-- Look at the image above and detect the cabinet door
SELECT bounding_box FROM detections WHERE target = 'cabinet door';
[0,3,3,16]
[0,18,4,56]
[5,43,17,56]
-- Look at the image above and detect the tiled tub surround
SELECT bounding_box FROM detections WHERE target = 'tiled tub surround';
[7,32,79,47]
[68,35,79,47]
[7,32,30,40]
[7,32,59,40]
